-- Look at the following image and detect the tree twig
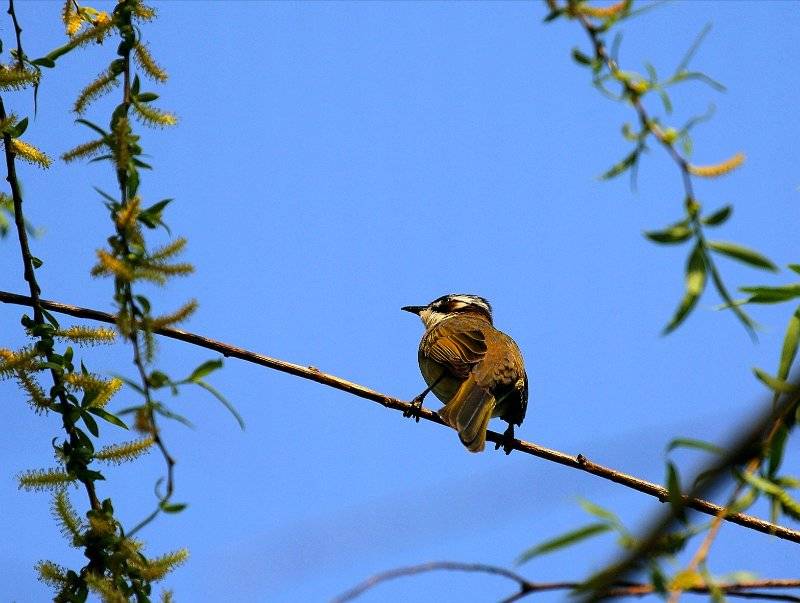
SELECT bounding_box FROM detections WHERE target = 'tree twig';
[2,289,800,544]
[331,561,800,603]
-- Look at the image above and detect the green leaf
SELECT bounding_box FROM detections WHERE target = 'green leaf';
[188,358,223,382]
[136,92,159,103]
[740,285,800,304]
[778,306,800,380]
[657,89,672,114]
[578,498,623,528]
[788,264,800,275]
[672,70,726,92]
[753,367,797,394]
[160,502,188,514]
[10,116,28,138]
[82,411,99,437]
[32,57,55,68]
[707,240,777,272]
[666,438,723,455]
[768,425,789,477]
[599,148,639,180]
[643,224,692,244]
[195,380,245,430]
[663,244,706,334]
[701,205,732,227]
[517,523,611,564]
[674,23,712,75]
[148,370,171,389]
[31,256,43,268]
[76,119,108,137]
[666,462,686,523]
[87,407,129,430]
[571,48,592,66]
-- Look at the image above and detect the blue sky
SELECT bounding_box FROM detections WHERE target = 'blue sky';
[2,1,800,601]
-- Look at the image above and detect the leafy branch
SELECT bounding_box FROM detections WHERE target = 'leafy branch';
[550,0,777,337]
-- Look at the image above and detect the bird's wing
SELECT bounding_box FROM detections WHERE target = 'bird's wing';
[425,323,487,379]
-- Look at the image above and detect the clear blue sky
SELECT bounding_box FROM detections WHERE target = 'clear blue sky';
[2,1,800,601]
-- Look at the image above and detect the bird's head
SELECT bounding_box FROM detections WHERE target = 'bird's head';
[402,294,493,329]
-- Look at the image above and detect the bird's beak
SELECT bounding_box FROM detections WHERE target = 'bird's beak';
[401,305,424,315]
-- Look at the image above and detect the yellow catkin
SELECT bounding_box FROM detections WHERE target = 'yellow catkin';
[149,299,198,330]
[10,139,52,168]
[688,152,745,178]
[74,70,119,114]
[36,560,68,587]
[64,373,122,407]
[62,0,82,36]
[150,237,187,261]
[92,249,134,281]
[134,549,189,581]
[111,116,131,170]
[115,196,141,234]
[134,42,168,82]
[52,490,83,539]
[0,346,42,374]
[61,138,106,163]
[132,102,178,128]
[17,371,51,411]
[578,0,629,18]
[133,2,157,21]
[96,436,155,464]
[88,515,117,538]
[85,576,127,603]
[57,325,117,345]
[0,66,41,91]
[18,468,75,491]
[68,19,113,48]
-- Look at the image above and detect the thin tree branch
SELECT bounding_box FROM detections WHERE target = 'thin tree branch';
[331,561,800,603]
[1,2,101,515]
[2,289,800,545]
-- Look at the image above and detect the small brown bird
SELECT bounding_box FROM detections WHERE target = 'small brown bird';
[402,294,528,453]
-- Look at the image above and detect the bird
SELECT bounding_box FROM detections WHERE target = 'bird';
[402,294,528,453]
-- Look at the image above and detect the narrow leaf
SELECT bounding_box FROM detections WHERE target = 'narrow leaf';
[666,462,686,523]
[666,438,723,455]
[517,523,611,564]
[578,498,623,528]
[708,240,777,271]
[188,358,223,382]
[599,148,638,180]
[643,224,692,244]
[87,407,129,430]
[195,380,244,430]
[663,244,706,334]
[701,205,732,227]
[753,367,797,394]
[778,306,800,380]
[740,285,800,304]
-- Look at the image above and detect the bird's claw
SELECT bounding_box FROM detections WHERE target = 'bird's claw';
[495,425,515,455]
[403,395,425,423]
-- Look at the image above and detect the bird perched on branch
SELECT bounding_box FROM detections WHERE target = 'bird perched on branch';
[402,294,528,453]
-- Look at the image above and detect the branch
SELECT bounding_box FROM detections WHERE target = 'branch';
[1,1,101,514]
[331,561,800,603]
[3,290,800,544]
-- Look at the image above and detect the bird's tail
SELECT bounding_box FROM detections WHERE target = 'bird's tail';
[438,374,495,453]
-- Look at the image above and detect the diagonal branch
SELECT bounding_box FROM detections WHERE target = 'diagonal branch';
[2,289,800,544]
[331,561,800,603]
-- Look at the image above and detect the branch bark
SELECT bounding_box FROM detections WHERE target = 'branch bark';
[331,561,800,603]
[2,290,800,544]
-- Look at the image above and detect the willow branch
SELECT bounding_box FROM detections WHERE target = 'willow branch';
[2,290,800,544]
[1,2,101,513]
[332,562,800,603]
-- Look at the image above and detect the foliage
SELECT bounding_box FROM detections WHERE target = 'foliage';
[1,0,236,599]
